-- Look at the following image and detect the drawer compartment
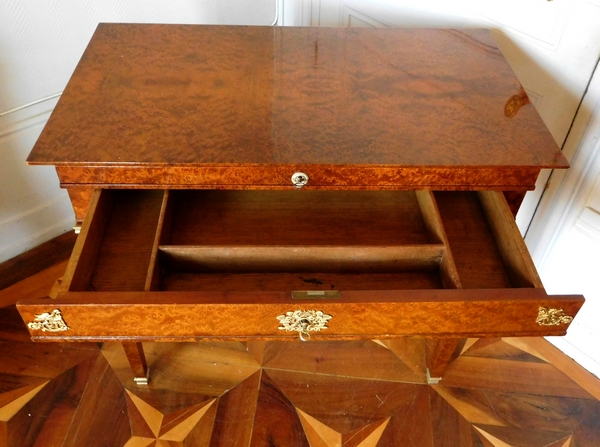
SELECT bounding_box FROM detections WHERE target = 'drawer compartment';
[18,189,583,341]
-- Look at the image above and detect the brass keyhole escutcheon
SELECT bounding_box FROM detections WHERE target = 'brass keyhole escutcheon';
[277,310,332,341]
[291,172,309,188]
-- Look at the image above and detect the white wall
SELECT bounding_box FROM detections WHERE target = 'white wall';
[0,0,276,263]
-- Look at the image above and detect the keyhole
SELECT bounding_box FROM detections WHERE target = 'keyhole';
[292,172,309,188]
[299,318,311,342]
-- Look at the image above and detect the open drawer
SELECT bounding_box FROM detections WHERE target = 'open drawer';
[17,189,583,342]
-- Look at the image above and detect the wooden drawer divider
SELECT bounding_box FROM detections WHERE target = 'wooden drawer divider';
[18,189,583,345]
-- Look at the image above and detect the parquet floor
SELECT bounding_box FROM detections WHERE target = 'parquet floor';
[1,266,600,446]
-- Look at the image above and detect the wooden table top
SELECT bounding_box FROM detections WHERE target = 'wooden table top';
[28,24,566,170]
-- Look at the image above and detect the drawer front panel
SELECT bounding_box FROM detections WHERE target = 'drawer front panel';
[18,290,583,341]
[55,165,540,190]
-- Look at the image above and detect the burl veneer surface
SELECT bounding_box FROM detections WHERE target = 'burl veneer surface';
[29,25,565,170]
[2,304,600,446]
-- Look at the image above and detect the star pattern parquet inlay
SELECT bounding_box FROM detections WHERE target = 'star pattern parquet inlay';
[1,301,600,446]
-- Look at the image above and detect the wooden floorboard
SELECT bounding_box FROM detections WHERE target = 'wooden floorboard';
[1,263,600,446]
[0,231,76,292]
[0,261,69,309]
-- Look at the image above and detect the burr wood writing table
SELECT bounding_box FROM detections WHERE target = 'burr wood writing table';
[19,24,584,384]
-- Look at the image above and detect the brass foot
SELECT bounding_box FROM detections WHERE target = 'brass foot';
[133,368,150,386]
[426,368,441,385]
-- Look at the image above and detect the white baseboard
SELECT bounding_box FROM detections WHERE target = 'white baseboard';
[0,193,74,264]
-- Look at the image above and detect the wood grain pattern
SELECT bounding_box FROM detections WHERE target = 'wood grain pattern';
[65,186,95,224]
[55,165,544,190]
[122,342,148,380]
[60,189,111,292]
[55,188,552,297]
[18,289,583,341]
[515,337,600,401]
[262,369,422,436]
[377,386,434,446]
[61,354,131,447]
[262,340,423,383]
[209,371,261,446]
[29,26,565,176]
[167,190,433,246]
[380,338,428,380]
[434,191,513,289]
[161,271,444,292]
[88,190,164,292]
[503,190,526,217]
[159,245,446,273]
[0,306,33,343]
[430,386,479,446]
[0,232,75,292]
[25,356,98,447]
[416,191,462,289]
[3,294,600,446]
[144,191,171,292]
[0,258,600,447]
[426,338,467,378]
[478,191,543,288]
[440,355,596,399]
[0,261,68,309]
[250,372,310,447]
[431,386,504,427]
[16,25,586,410]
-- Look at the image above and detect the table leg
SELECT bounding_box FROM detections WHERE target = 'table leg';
[122,342,149,385]
[503,191,526,216]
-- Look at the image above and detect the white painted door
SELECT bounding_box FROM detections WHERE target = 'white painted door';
[537,191,600,376]
[283,0,600,233]
[526,67,600,376]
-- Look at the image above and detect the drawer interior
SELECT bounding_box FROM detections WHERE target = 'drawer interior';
[61,189,542,294]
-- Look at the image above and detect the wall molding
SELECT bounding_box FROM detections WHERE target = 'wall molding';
[574,207,600,243]
[0,97,58,139]
[0,96,74,264]
[340,4,392,27]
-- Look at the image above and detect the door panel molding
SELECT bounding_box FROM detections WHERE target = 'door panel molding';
[526,65,600,269]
